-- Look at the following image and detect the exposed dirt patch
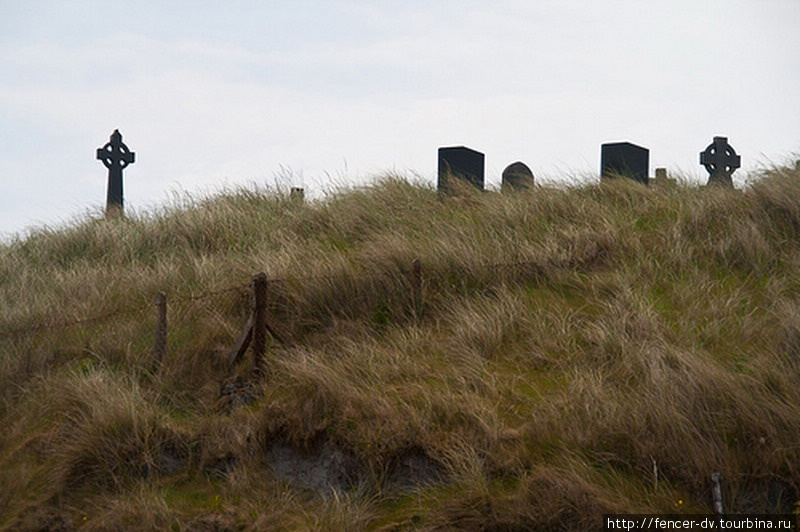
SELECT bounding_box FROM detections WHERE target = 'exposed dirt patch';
[11,505,71,532]
[157,445,188,475]
[204,455,238,479]
[265,437,364,494]
[386,447,447,490]
[264,436,447,496]
[185,511,239,532]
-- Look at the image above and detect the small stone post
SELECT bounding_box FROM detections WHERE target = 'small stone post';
[290,187,305,203]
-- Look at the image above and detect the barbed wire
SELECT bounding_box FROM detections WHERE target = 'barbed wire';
[168,283,251,302]
[0,254,594,340]
[0,281,250,339]
[0,304,150,339]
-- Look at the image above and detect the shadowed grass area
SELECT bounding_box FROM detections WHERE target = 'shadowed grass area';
[1,165,800,529]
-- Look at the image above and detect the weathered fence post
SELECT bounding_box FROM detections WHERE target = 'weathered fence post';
[711,472,724,517]
[155,291,167,366]
[227,272,291,370]
[252,273,268,377]
[412,259,422,322]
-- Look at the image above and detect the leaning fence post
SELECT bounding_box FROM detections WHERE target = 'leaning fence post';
[155,291,167,366]
[412,259,422,322]
[252,273,268,377]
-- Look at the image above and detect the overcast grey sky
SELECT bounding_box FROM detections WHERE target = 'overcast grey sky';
[1,0,799,238]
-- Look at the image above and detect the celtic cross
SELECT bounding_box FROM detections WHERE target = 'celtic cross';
[97,129,135,215]
[700,136,740,188]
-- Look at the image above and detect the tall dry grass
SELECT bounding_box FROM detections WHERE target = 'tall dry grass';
[1,165,800,529]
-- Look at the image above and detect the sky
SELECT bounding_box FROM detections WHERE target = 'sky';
[1,0,799,239]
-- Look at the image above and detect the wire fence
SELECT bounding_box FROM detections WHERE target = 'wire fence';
[0,281,251,340]
[0,252,597,341]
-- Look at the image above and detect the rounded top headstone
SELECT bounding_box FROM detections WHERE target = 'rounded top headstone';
[501,161,534,192]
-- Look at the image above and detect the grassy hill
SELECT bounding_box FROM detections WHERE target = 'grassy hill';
[1,167,799,530]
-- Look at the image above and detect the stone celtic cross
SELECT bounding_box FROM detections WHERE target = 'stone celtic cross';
[97,129,135,215]
[700,136,740,188]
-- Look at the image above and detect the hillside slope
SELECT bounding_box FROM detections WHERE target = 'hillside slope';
[1,167,800,530]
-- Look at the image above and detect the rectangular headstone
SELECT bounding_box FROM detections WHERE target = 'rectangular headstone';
[601,142,649,185]
[438,146,484,193]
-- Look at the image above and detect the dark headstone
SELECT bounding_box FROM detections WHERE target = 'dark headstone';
[437,146,484,193]
[96,129,135,216]
[601,141,649,185]
[501,161,534,192]
[700,136,740,188]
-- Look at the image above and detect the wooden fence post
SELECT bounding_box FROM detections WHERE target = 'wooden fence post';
[412,258,422,322]
[252,272,268,377]
[227,271,291,370]
[155,291,167,366]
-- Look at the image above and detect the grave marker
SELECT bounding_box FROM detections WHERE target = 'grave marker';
[601,142,649,185]
[96,129,135,216]
[290,187,305,203]
[652,167,677,187]
[438,146,484,193]
[501,161,534,192]
[699,136,739,188]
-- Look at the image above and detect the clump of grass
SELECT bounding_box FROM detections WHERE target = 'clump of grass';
[1,163,800,528]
